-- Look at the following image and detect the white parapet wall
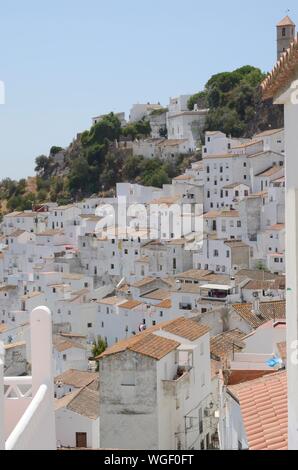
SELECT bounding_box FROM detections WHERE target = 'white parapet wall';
[3,307,56,450]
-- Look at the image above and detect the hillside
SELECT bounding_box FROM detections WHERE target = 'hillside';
[0,65,283,216]
[188,65,284,138]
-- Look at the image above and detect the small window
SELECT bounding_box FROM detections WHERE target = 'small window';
[88,323,92,328]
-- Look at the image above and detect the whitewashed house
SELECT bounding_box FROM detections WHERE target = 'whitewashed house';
[98,317,215,450]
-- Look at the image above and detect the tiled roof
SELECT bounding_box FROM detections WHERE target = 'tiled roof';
[162,317,210,341]
[129,333,180,360]
[225,240,249,248]
[0,285,17,292]
[37,229,64,236]
[228,371,288,450]
[119,300,143,310]
[235,269,285,283]
[131,277,155,288]
[98,317,208,360]
[99,330,179,360]
[55,387,100,420]
[232,300,286,329]
[210,329,246,360]
[204,210,240,219]
[135,256,149,263]
[261,34,298,99]
[157,139,188,148]
[243,279,284,290]
[173,174,192,181]
[98,296,126,306]
[148,196,181,205]
[53,335,86,352]
[55,369,98,388]
[142,289,170,301]
[166,239,187,245]
[156,299,172,309]
[222,182,248,190]
[175,269,212,280]
[256,166,283,177]
[267,224,285,231]
[277,15,295,27]
[254,128,284,137]
[66,387,100,420]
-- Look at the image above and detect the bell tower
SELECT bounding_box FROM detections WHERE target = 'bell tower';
[277,15,296,60]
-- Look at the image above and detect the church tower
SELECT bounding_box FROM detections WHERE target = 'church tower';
[277,16,296,60]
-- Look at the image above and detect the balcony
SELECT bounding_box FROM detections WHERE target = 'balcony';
[0,307,56,450]
[162,366,191,395]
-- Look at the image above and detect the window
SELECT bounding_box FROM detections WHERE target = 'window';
[206,166,210,174]
[124,249,128,254]
[243,162,247,167]
[88,323,92,328]
[121,371,136,387]
[213,250,219,257]
[237,221,241,228]
[101,321,104,328]
[160,311,163,317]
[111,264,114,269]
[152,321,156,326]
[63,354,67,361]
[282,27,286,37]
[84,282,88,288]
[226,251,230,258]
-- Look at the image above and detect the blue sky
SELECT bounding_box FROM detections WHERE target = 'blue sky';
[0,0,296,179]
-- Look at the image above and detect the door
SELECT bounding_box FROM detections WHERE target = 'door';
[76,432,87,448]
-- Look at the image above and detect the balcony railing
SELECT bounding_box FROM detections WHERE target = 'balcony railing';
[0,307,56,450]
[5,384,49,450]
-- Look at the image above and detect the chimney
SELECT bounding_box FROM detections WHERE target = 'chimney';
[252,297,261,317]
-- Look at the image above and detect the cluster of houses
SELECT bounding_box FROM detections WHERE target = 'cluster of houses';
[1,15,297,451]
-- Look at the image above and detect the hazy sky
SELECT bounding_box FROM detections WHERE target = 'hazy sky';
[0,0,296,179]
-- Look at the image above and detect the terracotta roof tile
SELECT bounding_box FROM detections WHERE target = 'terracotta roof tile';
[262,34,298,99]
[55,369,98,388]
[228,371,287,450]
[129,333,179,360]
[232,300,286,329]
[156,299,172,309]
[210,329,246,360]
[119,300,143,310]
[162,317,209,341]
[98,317,208,360]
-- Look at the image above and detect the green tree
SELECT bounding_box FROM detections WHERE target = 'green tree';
[92,336,107,371]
